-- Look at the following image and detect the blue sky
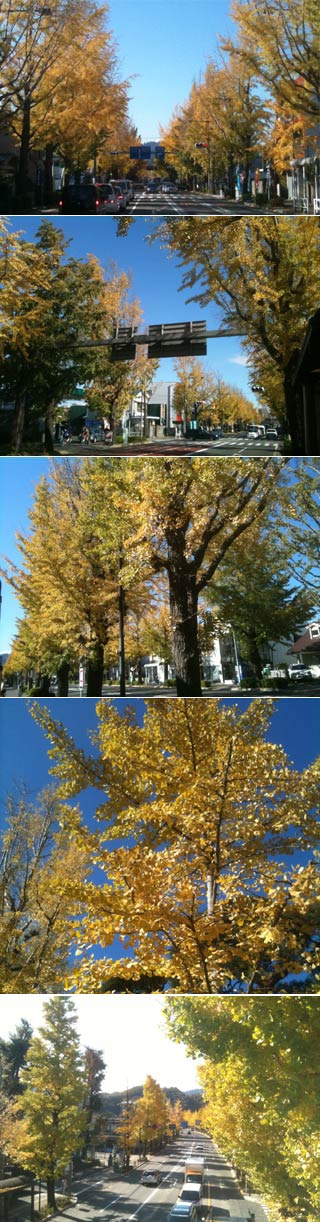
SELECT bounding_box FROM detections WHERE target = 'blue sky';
[7,214,250,393]
[0,697,318,974]
[107,0,235,140]
[1,699,319,822]
[0,995,201,1092]
[0,454,304,654]
[0,456,53,653]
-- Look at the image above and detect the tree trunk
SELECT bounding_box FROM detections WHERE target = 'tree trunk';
[86,644,104,696]
[37,673,50,695]
[246,631,263,682]
[168,557,202,696]
[46,1177,56,1210]
[30,1175,35,1222]
[44,142,54,205]
[57,660,69,696]
[45,404,55,453]
[11,392,26,454]
[284,355,305,454]
[17,94,32,207]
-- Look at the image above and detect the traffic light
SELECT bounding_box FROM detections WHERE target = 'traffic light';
[147,321,207,359]
[195,142,208,148]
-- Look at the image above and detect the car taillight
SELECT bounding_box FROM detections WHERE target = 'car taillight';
[96,199,100,207]
[59,199,63,206]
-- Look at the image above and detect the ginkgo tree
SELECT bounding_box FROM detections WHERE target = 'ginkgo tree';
[223,0,320,122]
[154,217,320,450]
[0,221,148,453]
[0,786,89,993]
[29,697,320,994]
[2,455,308,698]
[1,998,87,1208]
[171,359,257,430]
[161,55,268,192]
[2,459,154,696]
[0,0,131,204]
[165,996,320,1221]
[205,522,316,681]
[121,456,289,696]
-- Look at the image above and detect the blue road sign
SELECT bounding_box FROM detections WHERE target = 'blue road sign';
[130,144,165,160]
[130,145,152,159]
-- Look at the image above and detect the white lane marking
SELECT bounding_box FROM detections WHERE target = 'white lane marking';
[73,1181,104,1196]
[98,1195,124,1213]
[131,195,144,211]
[128,1157,185,1220]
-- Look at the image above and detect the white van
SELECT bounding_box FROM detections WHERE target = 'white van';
[179,1184,203,1204]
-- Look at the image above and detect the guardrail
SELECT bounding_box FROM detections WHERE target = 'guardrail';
[292,197,310,213]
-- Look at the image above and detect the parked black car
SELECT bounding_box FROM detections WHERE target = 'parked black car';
[58,183,120,213]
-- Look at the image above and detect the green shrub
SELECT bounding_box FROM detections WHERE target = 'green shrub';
[261,677,289,690]
[255,192,269,207]
[240,676,258,689]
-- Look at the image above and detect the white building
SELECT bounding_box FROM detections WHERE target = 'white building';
[143,631,239,687]
[123,381,180,437]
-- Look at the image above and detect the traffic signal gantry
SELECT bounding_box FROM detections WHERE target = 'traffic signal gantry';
[73,320,244,360]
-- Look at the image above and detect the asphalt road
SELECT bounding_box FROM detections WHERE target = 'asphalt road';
[128,190,247,215]
[5,682,320,699]
[56,436,282,458]
[128,190,285,217]
[58,1133,267,1222]
[38,194,294,218]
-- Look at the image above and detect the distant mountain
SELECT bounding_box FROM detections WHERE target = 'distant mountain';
[100,1086,203,1118]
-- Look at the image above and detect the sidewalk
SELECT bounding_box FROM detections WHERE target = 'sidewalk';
[243,1193,269,1222]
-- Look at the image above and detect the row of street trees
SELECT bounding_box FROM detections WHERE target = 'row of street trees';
[1,216,319,451]
[0,219,159,453]
[151,216,320,450]
[115,1077,182,1162]
[0,0,136,207]
[160,0,320,192]
[172,357,258,430]
[2,457,319,697]
[1,699,319,993]
[0,999,182,1210]
[166,997,320,1222]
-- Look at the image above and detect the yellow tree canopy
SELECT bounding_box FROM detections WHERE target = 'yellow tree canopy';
[1,998,87,1205]
[0,218,49,356]
[29,698,320,993]
[0,788,88,993]
[223,0,320,121]
[156,217,320,446]
[161,56,268,184]
[166,997,320,1220]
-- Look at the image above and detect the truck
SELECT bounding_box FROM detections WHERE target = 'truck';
[184,1158,205,1187]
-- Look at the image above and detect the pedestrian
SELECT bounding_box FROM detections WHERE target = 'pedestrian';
[0,680,6,697]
